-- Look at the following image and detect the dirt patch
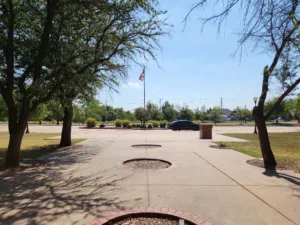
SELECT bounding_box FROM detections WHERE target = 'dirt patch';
[123,158,171,170]
[247,159,265,168]
[132,144,162,149]
[209,145,231,150]
[104,214,194,225]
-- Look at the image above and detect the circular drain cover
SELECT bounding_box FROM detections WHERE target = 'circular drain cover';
[123,158,171,170]
[132,144,161,149]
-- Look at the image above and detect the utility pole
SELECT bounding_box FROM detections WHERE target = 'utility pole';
[159,98,162,112]
[221,98,223,109]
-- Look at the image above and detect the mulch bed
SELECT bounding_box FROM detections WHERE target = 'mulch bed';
[132,144,162,149]
[104,214,194,225]
[246,159,265,168]
[247,159,300,173]
[123,158,171,170]
[209,145,231,150]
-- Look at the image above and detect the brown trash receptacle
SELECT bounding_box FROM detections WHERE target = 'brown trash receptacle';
[200,124,213,139]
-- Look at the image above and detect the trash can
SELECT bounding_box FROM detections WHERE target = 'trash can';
[200,124,213,139]
[298,117,300,124]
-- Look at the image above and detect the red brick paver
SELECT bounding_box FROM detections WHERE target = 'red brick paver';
[85,207,214,225]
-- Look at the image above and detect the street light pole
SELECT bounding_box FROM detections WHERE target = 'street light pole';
[253,97,258,134]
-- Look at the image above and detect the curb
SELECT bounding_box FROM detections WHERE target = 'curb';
[86,207,214,225]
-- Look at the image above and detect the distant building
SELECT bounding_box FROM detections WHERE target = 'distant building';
[220,108,238,121]
[221,108,233,117]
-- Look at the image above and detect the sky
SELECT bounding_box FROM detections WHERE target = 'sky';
[99,0,277,111]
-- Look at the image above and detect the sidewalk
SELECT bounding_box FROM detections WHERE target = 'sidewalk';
[0,130,299,225]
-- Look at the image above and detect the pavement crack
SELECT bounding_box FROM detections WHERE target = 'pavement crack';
[193,151,297,225]
[146,171,150,207]
[146,145,150,206]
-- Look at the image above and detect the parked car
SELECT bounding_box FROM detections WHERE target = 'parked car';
[167,120,199,131]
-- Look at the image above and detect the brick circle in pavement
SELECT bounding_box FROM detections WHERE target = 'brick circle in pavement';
[86,207,214,225]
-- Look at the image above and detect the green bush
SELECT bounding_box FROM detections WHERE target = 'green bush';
[127,124,132,129]
[147,124,153,129]
[141,124,146,129]
[136,124,141,128]
[160,120,167,128]
[115,119,122,127]
[122,120,130,128]
[152,121,159,128]
[86,118,97,128]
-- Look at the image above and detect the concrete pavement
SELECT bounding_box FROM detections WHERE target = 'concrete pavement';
[0,128,299,225]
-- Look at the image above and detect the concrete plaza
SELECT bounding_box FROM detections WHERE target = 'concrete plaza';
[0,125,299,225]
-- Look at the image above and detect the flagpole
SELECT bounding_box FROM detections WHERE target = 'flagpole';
[144,67,146,111]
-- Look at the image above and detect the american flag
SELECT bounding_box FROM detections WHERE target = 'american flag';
[139,68,145,81]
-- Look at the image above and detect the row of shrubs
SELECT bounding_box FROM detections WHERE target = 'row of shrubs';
[86,118,168,129]
[115,119,167,128]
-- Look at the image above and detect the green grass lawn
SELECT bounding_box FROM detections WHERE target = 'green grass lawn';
[0,132,85,167]
[217,133,300,172]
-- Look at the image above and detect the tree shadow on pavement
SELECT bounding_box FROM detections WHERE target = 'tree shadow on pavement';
[263,170,300,186]
[0,145,141,225]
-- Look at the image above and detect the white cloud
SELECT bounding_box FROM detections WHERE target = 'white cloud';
[123,82,142,89]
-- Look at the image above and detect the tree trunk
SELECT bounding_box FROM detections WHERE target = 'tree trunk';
[39,120,42,125]
[60,105,73,147]
[254,109,277,170]
[56,120,59,125]
[5,125,26,167]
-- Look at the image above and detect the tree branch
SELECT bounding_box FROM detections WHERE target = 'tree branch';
[32,0,57,83]
[265,77,300,119]
[5,0,14,90]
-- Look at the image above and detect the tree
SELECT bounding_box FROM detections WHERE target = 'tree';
[264,98,285,123]
[47,100,63,125]
[194,108,201,120]
[162,101,177,121]
[235,107,251,123]
[243,108,252,123]
[0,0,168,166]
[73,105,86,124]
[187,0,300,169]
[84,98,105,122]
[123,111,136,121]
[134,107,149,124]
[235,107,244,122]
[179,106,194,120]
[30,104,49,125]
[294,96,300,118]
[209,107,222,125]
[55,0,168,147]
[281,99,296,120]
[146,102,162,120]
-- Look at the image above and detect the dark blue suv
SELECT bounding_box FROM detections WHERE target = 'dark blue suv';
[167,120,199,131]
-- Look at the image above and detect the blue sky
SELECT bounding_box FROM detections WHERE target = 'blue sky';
[99,0,277,111]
